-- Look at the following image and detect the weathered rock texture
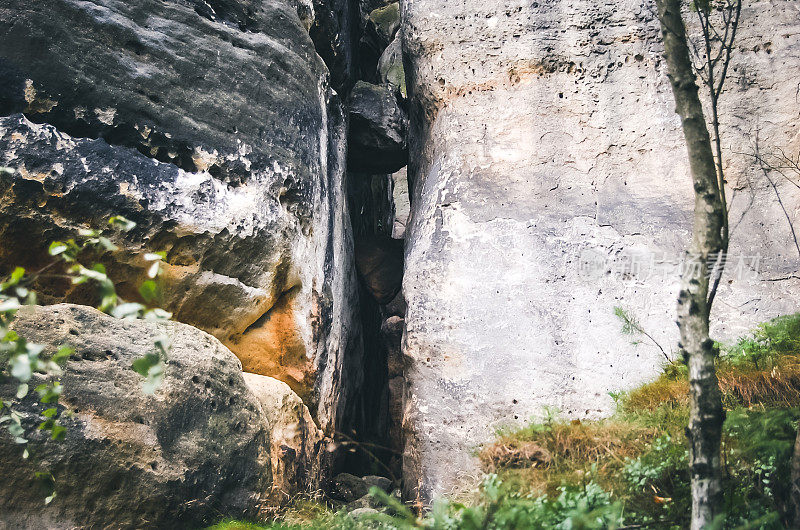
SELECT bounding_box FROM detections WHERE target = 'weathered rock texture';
[379,36,407,97]
[391,168,410,239]
[355,236,405,305]
[0,304,292,528]
[0,0,363,436]
[242,372,325,505]
[347,81,409,174]
[400,0,800,501]
[310,0,360,92]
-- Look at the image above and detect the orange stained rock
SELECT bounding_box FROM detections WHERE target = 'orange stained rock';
[224,288,315,406]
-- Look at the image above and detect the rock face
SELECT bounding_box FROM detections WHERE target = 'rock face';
[382,314,406,473]
[0,304,280,528]
[400,0,800,501]
[391,168,410,239]
[310,0,359,92]
[0,0,363,437]
[347,81,409,174]
[378,36,407,97]
[242,372,325,504]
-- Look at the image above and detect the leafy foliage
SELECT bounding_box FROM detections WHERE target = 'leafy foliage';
[0,207,173,501]
[722,314,800,370]
[613,306,671,362]
[210,478,625,530]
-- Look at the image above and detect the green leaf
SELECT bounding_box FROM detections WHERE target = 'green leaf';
[145,308,172,321]
[16,383,28,399]
[111,302,145,319]
[147,261,160,279]
[92,263,107,275]
[138,280,159,303]
[132,352,166,394]
[25,342,45,359]
[8,421,24,437]
[45,492,56,504]
[142,362,165,395]
[42,408,58,418]
[76,266,108,283]
[9,354,32,382]
[10,267,25,285]
[36,382,62,404]
[143,253,164,262]
[98,293,118,313]
[78,228,100,238]
[0,298,21,312]
[108,215,136,232]
[153,335,171,355]
[98,236,118,251]
[22,448,29,459]
[48,241,68,256]
[52,346,73,365]
[51,424,66,441]
[131,353,161,377]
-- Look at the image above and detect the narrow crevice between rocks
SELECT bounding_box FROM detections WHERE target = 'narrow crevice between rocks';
[307,0,410,492]
[341,170,406,483]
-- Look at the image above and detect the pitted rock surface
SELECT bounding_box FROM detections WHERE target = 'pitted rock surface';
[0,304,272,528]
[400,0,800,501]
[0,0,363,436]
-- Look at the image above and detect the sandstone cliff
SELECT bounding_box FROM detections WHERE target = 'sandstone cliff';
[0,0,363,439]
[400,0,800,501]
[1,0,799,521]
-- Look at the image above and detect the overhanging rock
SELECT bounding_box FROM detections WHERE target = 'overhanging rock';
[0,0,363,438]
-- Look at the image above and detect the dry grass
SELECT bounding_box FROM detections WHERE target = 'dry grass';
[482,351,800,498]
[623,355,800,413]
[479,419,661,495]
[718,356,800,407]
[277,500,332,528]
[480,440,552,472]
[624,378,689,412]
[481,420,660,470]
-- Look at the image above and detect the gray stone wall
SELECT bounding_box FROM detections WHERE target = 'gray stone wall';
[400,0,800,501]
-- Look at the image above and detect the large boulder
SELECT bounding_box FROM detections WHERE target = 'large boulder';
[354,236,404,304]
[0,0,324,186]
[0,304,278,527]
[347,81,408,174]
[358,0,393,24]
[368,3,401,47]
[242,372,325,504]
[0,0,364,435]
[400,0,800,501]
